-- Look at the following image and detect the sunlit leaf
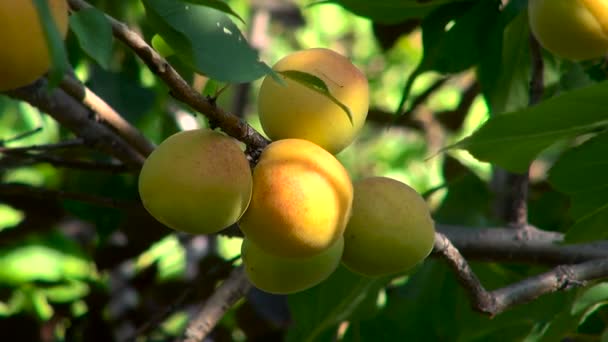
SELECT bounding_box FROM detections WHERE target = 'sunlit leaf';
[279,70,353,124]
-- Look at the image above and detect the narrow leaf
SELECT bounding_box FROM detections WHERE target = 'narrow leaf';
[69,8,113,69]
[181,0,245,24]
[33,0,69,88]
[279,70,353,125]
[451,81,608,172]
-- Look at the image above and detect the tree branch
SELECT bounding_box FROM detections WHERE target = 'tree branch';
[68,0,270,156]
[435,230,608,316]
[4,79,145,168]
[436,224,608,265]
[60,75,156,157]
[0,150,134,173]
[182,267,251,342]
[0,183,141,211]
[491,258,608,312]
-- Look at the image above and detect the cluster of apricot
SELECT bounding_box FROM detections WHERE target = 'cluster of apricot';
[139,48,435,294]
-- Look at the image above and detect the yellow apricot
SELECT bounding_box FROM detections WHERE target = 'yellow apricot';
[0,0,69,91]
[239,139,353,258]
[138,129,252,234]
[258,48,369,154]
[241,236,344,295]
[342,177,435,277]
[528,0,608,60]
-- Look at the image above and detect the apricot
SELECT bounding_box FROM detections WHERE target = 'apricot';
[528,0,608,60]
[241,236,344,295]
[138,129,252,234]
[0,0,69,91]
[257,48,369,154]
[342,177,435,277]
[239,139,353,258]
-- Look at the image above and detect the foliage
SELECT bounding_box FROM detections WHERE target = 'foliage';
[1,0,608,341]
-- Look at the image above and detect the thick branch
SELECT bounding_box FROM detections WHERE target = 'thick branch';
[491,259,608,312]
[60,76,156,157]
[435,230,608,316]
[436,224,608,265]
[5,79,145,168]
[68,0,270,154]
[182,267,251,342]
[434,232,496,314]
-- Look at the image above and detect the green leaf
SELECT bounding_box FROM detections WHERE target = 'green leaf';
[549,131,608,242]
[181,0,245,24]
[571,283,608,316]
[395,1,501,114]
[32,0,69,88]
[142,0,272,83]
[69,8,113,69]
[327,0,472,24]
[279,70,353,124]
[451,81,608,173]
[287,266,390,342]
[478,3,530,114]
[0,233,95,286]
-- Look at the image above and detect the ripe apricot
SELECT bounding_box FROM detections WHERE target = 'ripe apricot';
[529,0,608,60]
[138,129,252,234]
[0,0,69,91]
[241,236,344,294]
[342,177,435,277]
[257,48,369,154]
[239,139,353,258]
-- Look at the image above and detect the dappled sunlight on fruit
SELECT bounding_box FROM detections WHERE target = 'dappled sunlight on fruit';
[342,177,435,277]
[138,129,252,234]
[529,0,608,60]
[258,48,369,154]
[239,139,353,258]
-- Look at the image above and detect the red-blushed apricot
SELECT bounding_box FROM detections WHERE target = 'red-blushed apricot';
[342,177,435,277]
[0,0,69,91]
[138,129,252,234]
[239,139,353,258]
[257,48,369,154]
[529,0,608,60]
[241,236,344,294]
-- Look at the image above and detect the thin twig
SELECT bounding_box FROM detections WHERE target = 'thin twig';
[0,127,45,145]
[0,138,84,152]
[0,183,141,211]
[60,76,156,157]
[0,150,133,173]
[68,0,270,156]
[182,267,251,342]
[127,256,241,341]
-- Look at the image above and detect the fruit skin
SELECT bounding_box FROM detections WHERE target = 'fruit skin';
[528,0,608,60]
[241,236,344,295]
[258,48,369,154]
[0,0,69,91]
[239,139,353,258]
[138,129,252,234]
[342,177,435,277]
